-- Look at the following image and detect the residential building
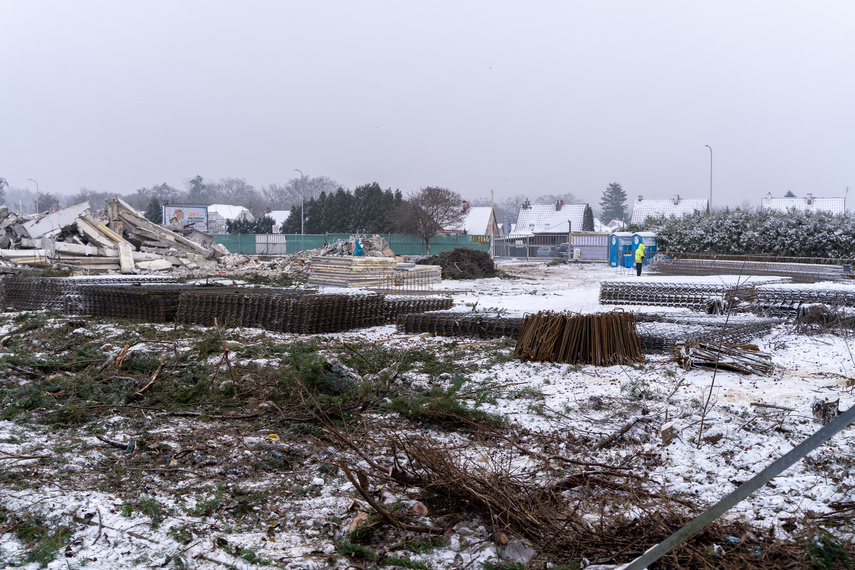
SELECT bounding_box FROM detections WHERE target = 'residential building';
[630,195,709,225]
[760,193,845,215]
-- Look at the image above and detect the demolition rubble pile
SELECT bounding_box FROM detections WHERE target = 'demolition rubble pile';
[0,197,225,274]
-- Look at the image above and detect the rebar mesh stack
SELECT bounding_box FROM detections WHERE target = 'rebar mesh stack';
[753,283,855,317]
[2,275,178,311]
[636,316,781,353]
[514,311,643,366]
[70,285,190,322]
[384,297,454,323]
[651,257,851,283]
[599,280,760,310]
[395,311,523,339]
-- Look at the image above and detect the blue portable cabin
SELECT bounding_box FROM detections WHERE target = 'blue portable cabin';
[609,232,634,267]
[632,232,657,266]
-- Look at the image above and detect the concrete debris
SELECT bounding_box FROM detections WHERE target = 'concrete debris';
[0,197,289,276]
[0,202,441,286]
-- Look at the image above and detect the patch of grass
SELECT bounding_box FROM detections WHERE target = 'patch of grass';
[13,515,71,568]
[167,525,193,544]
[405,537,445,554]
[381,555,432,569]
[190,483,225,517]
[388,377,505,429]
[338,540,377,561]
[137,495,164,529]
[234,545,273,565]
[481,561,525,570]
[803,530,851,570]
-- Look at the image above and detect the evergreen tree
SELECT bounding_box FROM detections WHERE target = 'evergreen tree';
[144,198,163,224]
[582,204,594,231]
[784,190,796,197]
[600,183,628,222]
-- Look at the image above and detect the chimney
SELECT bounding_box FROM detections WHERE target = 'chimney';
[806,193,813,206]
[638,195,643,202]
[522,200,530,210]
[462,200,470,213]
[673,194,680,205]
[555,200,563,211]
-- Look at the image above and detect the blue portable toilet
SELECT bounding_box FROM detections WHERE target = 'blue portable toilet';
[609,232,633,267]
[632,232,657,267]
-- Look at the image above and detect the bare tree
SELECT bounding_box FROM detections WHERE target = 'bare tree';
[33,191,61,213]
[394,186,466,255]
[0,177,7,206]
[262,176,341,211]
[66,187,114,213]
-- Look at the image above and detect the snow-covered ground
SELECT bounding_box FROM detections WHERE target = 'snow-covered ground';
[0,260,853,569]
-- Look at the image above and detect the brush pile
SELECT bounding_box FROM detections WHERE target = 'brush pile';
[418,248,497,279]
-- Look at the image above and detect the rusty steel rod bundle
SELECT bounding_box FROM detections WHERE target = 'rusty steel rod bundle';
[514,310,643,366]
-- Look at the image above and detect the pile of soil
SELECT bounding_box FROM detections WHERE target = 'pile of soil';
[419,248,498,279]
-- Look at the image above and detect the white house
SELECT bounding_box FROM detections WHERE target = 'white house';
[267,210,291,233]
[760,193,845,215]
[510,200,587,238]
[630,195,709,225]
[207,204,254,234]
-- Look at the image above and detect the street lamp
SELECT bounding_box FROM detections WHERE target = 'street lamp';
[704,145,712,211]
[294,169,305,235]
[28,179,39,213]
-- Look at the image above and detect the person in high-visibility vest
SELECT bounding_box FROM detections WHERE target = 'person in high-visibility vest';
[635,243,646,276]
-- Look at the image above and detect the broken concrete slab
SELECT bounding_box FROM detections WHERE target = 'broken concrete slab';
[23,202,92,239]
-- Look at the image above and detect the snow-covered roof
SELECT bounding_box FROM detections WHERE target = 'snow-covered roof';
[511,203,586,236]
[760,195,845,215]
[267,210,290,226]
[208,204,254,221]
[630,196,708,225]
[459,207,494,235]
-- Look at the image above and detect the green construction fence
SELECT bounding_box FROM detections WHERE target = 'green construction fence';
[213,233,491,256]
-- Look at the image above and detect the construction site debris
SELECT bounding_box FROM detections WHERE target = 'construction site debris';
[514,310,643,366]
[674,342,773,375]
[418,248,497,279]
[0,197,224,274]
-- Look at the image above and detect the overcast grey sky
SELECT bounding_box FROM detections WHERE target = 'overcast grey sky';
[2,1,853,208]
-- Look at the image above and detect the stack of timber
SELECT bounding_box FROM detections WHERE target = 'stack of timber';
[308,256,398,288]
[0,197,224,274]
[514,310,643,366]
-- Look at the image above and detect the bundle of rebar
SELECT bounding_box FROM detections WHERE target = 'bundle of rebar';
[599,280,760,310]
[674,342,773,375]
[514,310,642,366]
[652,256,851,283]
[395,311,523,339]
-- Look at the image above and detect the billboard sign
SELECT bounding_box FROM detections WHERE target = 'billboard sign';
[163,204,208,232]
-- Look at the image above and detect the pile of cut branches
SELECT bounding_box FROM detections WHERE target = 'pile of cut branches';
[381,435,822,569]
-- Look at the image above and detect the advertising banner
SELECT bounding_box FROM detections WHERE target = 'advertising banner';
[163,204,208,232]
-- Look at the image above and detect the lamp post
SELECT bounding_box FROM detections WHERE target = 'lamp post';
[294,169,305,235]
[28,179,39,213]
[704,145,712,211]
